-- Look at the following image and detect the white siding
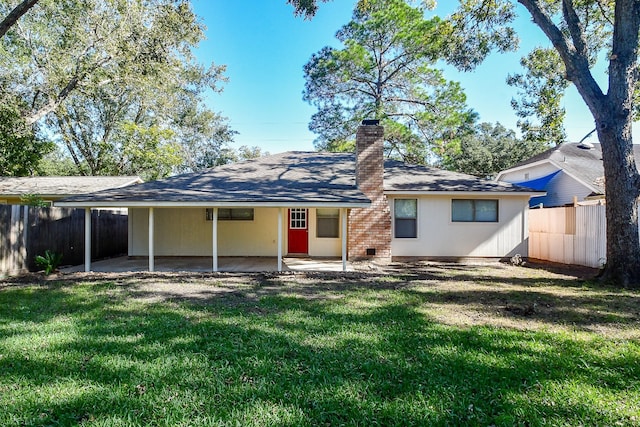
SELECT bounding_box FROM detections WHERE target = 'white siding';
[129,207,342,257]
[499,163,594,207]
[389,195,530,258]
[500,163,559,182]
[540,173,593,207]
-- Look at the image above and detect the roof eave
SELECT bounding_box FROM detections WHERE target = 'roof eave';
[384,190,546,197]
[53,200,372,209]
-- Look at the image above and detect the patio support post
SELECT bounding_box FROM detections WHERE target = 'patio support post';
[84,207,91,272]
[212,207,218,272]
[148,207,154,272]
[277,208,283,272]
[21,205,28,268]
[341,208,347,272]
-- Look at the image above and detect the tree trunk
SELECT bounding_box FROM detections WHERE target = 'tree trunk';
[596,112,640,288]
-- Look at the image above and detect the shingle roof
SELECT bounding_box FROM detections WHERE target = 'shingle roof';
[57,152,370,206]
[56,152,541,207]
[0,176,142,198]
[505,143,640,194]
[384,160,541,193]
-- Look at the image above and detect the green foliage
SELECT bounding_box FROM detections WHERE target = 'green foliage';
[34,249,62,275]
[19,193,49,207]
[1,0,235,178]
[442,122,549,178]
[35,146,82,176]
[0,99,53,176]
[508,48,569,145]
[303,0,476,164]
[287,0,329,18]
[117,123,183,181]
[438,0,518,71]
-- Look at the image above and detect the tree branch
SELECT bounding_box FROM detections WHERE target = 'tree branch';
[594,0,614,26]
[0,0,39,38]
[25,75,80,125]
[562,0,588,58]
[518,0,605,113]
[25,55,112,125]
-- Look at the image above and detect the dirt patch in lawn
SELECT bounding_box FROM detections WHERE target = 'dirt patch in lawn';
[3,260,639,339]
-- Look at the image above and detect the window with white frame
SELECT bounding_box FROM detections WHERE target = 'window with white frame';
[206,208,254,221]
[451,199,498,222]
[316,208,339,238]
[394,199,417,238]
[289,208,307,228]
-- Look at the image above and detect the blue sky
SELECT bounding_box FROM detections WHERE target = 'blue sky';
[191,0,603,154]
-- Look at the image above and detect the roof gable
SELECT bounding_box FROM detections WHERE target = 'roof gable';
[500,143,640,194]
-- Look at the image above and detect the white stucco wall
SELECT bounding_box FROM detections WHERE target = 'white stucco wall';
[128,207,343,257]
[388,195,530,258]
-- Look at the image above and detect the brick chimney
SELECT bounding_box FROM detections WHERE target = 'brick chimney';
[348,120,392,260]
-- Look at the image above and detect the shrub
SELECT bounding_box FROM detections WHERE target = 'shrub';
[35,250,63,275]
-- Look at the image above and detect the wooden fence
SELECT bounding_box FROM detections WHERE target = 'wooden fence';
[0,205,128,275]
[529,204,616,268]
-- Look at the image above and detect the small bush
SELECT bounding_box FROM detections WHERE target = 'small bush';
[35,250,63,275]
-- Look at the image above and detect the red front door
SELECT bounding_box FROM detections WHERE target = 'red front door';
[288,208,308,254]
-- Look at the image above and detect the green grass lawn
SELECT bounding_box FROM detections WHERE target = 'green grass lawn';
[1,263,639,426]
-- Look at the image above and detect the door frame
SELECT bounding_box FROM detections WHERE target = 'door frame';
[287,208,309,255]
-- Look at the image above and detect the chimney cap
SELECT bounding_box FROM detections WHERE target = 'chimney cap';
[361,119,380,126]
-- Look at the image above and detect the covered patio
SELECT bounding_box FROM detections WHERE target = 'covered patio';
[54,152,372,274]
[60,256,354,273]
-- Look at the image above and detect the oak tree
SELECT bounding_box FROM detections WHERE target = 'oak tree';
[1,0,234,179]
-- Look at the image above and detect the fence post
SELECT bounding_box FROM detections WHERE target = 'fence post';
[8,205,26,273]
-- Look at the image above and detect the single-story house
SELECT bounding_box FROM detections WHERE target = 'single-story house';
[55,122,542,272]
[0,176,143,205]
[496,142,640,207]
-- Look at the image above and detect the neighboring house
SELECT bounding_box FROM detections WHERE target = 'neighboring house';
[0,176,143,205]
[55,122,542,272]
[496,142,640,207]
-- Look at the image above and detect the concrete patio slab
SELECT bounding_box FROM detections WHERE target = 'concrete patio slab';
[60,256,353,273]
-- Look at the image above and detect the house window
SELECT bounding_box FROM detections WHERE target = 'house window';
[206,208,254,221]
[394,199,417,238]
[316,208,339,238]
[289,208,307,229]
[451,199,498,222]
